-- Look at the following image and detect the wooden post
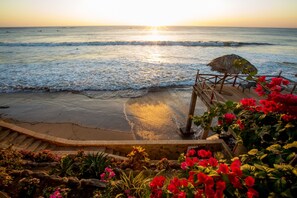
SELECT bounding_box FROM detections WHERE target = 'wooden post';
[181,87,198,135]
[201,117,213,139]
[219,73,227,93]
[195,70,200,83]
[291,84,297,94]
[233,75,238,86]
[214,75,218,88]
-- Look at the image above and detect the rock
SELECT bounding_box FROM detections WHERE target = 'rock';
[68,177,80,188]
[48,175,65,185]
[80,179,106,188]
[31,171,48,178]
[21,169,33,177]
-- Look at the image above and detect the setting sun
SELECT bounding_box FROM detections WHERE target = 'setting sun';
[1,0,296,27]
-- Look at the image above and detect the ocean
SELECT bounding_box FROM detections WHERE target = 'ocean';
[0,26,297,95]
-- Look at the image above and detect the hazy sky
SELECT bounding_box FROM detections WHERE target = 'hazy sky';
[0,0,296,27]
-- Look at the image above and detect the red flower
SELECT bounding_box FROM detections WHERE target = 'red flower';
[247,188,259,198]
[208,157,218,167]
[178,191,186,198]
[181,162,188,170]
[283,79,289,85]
[150,176,166,189]
[198,172,208,183]
[282,114,295,122]
[230,159,242,176]
[197,149,212,158]
[240,98,256,107]
[187,149,196,157]
[236,119,245,130]
[180,179,188,188]
[205,176,214,188]
[245,176,255,187]
[229,175,242,189]
[258,76,266,82]
[168,183,179,194]
[217,164,229,174]
[223,113,236,124]
[205,186,215,198]
[198,159,209,167]
[255,84,265,96]
[215,180,226,192]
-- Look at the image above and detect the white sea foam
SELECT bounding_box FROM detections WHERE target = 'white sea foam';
[0,26,296,94]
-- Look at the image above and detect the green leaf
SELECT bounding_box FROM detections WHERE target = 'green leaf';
[248,149,259,155]
[285,123,295,129]
[260,154,268,160]
[284,141,297,149]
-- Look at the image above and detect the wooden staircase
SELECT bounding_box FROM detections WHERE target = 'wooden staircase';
[0,122,126,158]
[0,120,233,160]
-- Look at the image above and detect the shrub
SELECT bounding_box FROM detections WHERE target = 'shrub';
[193,76,297,150]
[80,152,111,179]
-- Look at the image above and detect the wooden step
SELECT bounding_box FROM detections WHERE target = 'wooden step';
[34,142,50,152]
[45,144,57,151]
[0,131,18,145]
[18,137,35,149]
[0,130,11,141]
[27,140,42,151]
[12,134,28,146]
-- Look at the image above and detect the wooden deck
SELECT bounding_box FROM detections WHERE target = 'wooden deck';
[181,70,297,136]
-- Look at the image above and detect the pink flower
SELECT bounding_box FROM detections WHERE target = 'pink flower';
[50,190,62,198]
[181,162,188,170]
[100,173,106,181]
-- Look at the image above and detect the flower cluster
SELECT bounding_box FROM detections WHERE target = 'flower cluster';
[195,76,297,150]
[49,187,70,198]
[100,167,116,182]
[255,76,297,118]
[150,149,258,198]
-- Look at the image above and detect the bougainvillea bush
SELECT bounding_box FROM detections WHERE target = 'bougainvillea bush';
[193,76,297,150]
[150,149,258,198]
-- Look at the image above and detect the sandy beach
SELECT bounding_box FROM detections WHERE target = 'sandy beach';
[0,87,207,141]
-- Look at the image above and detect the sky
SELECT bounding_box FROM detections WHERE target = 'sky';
[0,0,296,28]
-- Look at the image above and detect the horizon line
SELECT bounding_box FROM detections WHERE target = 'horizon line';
[0,25,296,29]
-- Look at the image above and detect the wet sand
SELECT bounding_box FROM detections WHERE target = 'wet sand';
[0,88,207,140]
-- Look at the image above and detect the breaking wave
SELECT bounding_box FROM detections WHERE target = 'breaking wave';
[0,41,273,47]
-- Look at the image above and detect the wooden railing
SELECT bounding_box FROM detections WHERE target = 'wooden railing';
[181,70,297,136]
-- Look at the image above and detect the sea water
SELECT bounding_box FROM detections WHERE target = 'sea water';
[0,26,296,95]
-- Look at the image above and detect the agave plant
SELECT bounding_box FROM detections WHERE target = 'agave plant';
[114,169,152,198]
[80,152,110,179]
[53,155,76,177]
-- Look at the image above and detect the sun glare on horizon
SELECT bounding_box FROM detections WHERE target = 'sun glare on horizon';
[0,0,297,28]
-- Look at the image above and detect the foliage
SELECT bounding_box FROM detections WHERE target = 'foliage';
[42,185,70,198]
[156,158,171,171]
[150,149,258,198]
[18,177,40,198]
[114,169,152,198]
[20,149,60,162]
[53,155,76,177]
[0,146,23,170]
[127,146,150,170]
[0,167,12,187]
[193,76,297,150]
[80,152,111,179]
[240,141,297,197]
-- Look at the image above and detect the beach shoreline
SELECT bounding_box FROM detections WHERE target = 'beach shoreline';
[0,87,207,141]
